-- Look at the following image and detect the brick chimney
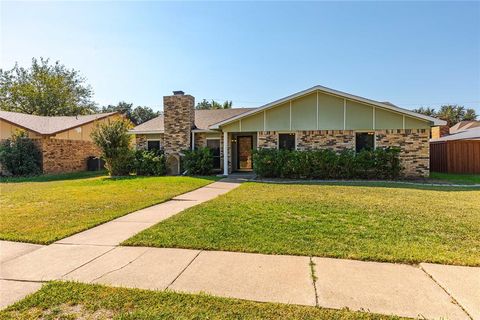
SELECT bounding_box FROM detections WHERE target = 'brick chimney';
[431,125,450,139]
[163,91,195,175]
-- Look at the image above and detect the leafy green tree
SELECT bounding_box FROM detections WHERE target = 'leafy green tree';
[102,102,159,125]
[195,99,233,110]
[413,105,477,127]
[437,105,477,127]
[412,107,436,117]
[91,119,134,176]
[0,58,97,115]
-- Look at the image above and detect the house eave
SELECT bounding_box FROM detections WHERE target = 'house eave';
[128,130,164,135]
[208,85,446,129]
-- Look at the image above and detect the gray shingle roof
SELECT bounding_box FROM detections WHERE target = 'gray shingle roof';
[130,108,256,133]
[431,127,480,142]
[0,110,118,135]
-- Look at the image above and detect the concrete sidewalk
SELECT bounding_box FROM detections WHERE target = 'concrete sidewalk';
[1,178,479,319]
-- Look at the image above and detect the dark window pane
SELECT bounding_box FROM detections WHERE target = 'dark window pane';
[355,132,375,153]
[206,139,221,169]
[147,140,161,152]
[279,133,295,150]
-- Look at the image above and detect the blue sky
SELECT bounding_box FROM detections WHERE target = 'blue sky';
[1,1,479,113]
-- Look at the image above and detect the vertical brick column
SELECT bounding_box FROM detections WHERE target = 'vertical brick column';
[163,92,195,175]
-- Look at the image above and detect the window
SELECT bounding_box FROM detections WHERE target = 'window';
[355,132,375,153]
[206,139,221,169]
[279,133,296,150]
[147,140,161,152]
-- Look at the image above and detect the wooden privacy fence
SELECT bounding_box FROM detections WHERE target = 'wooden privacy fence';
[430,140,480,173]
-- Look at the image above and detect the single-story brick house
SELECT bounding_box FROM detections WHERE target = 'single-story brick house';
[0,110,120,174]
[130,85,446,177]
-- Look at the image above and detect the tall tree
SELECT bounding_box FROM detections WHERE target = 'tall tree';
[195,99,233,110]
[0,58,97,115]
[102,102,159,125]
[412,107,436,117]
[413,105,477,127]
[437,105,477,127]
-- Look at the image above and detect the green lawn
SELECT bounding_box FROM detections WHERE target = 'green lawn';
[429,172,480,185]
[125,182,480,266]
[0,172,216,244]
[0,282,400,320]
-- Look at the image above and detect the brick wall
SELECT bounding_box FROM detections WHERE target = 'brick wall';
[135,134,148,150]
[297,130,355,151]
[376,129,429,177]
[257,131,278,149]
[163,93,195,175]
[256,129,429,178]
[135,134,165,151]
[34,138,100,174]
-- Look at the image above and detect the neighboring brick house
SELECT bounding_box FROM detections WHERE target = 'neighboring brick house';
[130,86,446,177]
[0,111,120,174]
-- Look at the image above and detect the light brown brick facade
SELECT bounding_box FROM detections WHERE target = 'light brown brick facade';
[256,129,429,178]
[376,129,429,177]
[163,93,195,174]
[34,138,100,174]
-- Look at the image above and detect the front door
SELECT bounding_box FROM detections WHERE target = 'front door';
[237,136,253,170]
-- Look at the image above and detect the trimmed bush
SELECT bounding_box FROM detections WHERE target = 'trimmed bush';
[253,147,402,180]
[134,150,166,176]
[0,131,42,176]
[91,119,134,176]
[183,147,213,175]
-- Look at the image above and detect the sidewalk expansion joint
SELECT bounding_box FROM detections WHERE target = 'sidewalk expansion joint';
[54,243,117,247]
[166,250,203,290]
[0,278,46,284]
[419,265,473,320]
[309,257,319,307]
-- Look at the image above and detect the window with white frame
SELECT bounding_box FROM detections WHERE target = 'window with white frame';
[355,132,375,153]
[278,133,296,150]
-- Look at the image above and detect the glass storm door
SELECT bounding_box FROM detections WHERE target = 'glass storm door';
[237,136,253,170]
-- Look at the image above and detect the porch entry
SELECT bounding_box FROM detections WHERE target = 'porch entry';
[237,136,253,171]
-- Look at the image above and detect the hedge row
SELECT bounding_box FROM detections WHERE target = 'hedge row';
[252,148,402,180]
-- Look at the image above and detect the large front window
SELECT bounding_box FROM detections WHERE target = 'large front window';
[355,132,375,153]
[279,133,296,150]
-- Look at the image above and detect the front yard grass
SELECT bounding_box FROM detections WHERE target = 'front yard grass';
[0,172,216,244]
[429,172,480,185]
[0,281,400,320]
[125,182,480,266]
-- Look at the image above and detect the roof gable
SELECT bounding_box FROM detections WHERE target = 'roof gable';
[209,85,446,129]
[0,111,118,135]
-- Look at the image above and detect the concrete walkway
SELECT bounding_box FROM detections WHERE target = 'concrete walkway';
[1,178,479,319]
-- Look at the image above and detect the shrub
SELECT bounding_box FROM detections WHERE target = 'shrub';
[134,150,166,176]
[0,131,42,176]
[183,147,213,175]
[91,119,134,176]
[253,147,402,180]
